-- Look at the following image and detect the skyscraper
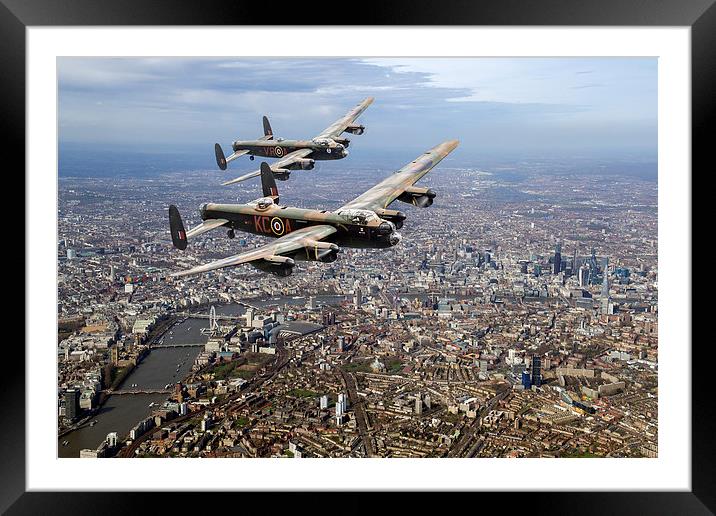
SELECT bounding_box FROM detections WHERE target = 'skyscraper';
[336,393,348,417]
[244,308,254,327]
[578,265,591,287]
[553,242,562,275]
[522,370,532,390]
[601,266,613,314]
[601,261,610,298]
[589,247,599,284]
[531,356,542,387]
[64,388,80,421]
[571,247,578,276]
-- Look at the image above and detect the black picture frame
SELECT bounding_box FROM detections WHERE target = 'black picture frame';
[4,0,709,514]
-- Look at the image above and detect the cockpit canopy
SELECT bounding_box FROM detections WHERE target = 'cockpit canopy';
[250,197,275,210]
[312,137,334,147]
[337,209,380,225]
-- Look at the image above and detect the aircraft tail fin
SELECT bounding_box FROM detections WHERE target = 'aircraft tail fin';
[260,162,279,202]
[262,116,273,139]
[169,205,188,250]
[215,143,228,170]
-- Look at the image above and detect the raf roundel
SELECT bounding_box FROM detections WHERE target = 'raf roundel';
[270,217,285,236]
[274,146,284,157]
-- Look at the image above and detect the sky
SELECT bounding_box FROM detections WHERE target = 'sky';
[58,57,657,161]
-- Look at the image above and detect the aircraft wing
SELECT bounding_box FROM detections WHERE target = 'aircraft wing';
[339,140,459,212]
[315,97,374,139]
[221,148,314,186]
[170,224,337,278]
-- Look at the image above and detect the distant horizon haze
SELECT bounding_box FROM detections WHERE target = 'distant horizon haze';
[58,57,657,174]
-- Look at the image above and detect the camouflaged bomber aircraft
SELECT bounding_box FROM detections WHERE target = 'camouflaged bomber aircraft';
[214,97,374,185]
[168,140,458,278]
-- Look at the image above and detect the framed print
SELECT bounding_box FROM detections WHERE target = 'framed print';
[6,0,711,513]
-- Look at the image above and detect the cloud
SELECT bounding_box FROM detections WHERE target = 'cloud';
[570,83,605,89]
[58,57,657,159]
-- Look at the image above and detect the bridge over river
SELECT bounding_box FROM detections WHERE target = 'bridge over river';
[175,300,260,321]
[104,388,171,395]
[150,342,205,349]
[174,312,244,322]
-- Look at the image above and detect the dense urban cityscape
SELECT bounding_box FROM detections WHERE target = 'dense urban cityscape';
[57,158,658,459]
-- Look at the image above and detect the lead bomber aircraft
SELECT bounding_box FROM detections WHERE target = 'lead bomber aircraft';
[168,140,459,278]
[214,97,374,186]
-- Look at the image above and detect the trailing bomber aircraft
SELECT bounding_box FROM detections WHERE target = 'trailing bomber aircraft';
[168,140,458,278]
[214,97,374,185]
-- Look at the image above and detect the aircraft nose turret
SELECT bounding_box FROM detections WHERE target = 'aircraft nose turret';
[376,220,402,246]
[377,221,395,236]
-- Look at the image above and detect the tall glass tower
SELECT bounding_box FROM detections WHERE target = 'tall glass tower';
[553,243,562,275]
[531,356,542,387]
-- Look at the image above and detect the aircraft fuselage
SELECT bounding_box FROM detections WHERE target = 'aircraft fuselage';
[199,202,399,249]
[231,139,348,160]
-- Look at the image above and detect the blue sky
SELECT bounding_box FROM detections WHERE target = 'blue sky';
[58,57,657,160]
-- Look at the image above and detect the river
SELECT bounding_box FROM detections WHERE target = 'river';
[58,295,346,457]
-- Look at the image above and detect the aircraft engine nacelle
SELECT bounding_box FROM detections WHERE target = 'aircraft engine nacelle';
[413,195,433,208]
[272,168,292,181]
[317,248,339,263]
[396,186,436,208]
[375,208,406,229]
[376,221,402,247]
[297,242,340,263]
[286,158,315,171]
[344,123,365,135]
[332,137,351,147]
[251,256,295,277]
